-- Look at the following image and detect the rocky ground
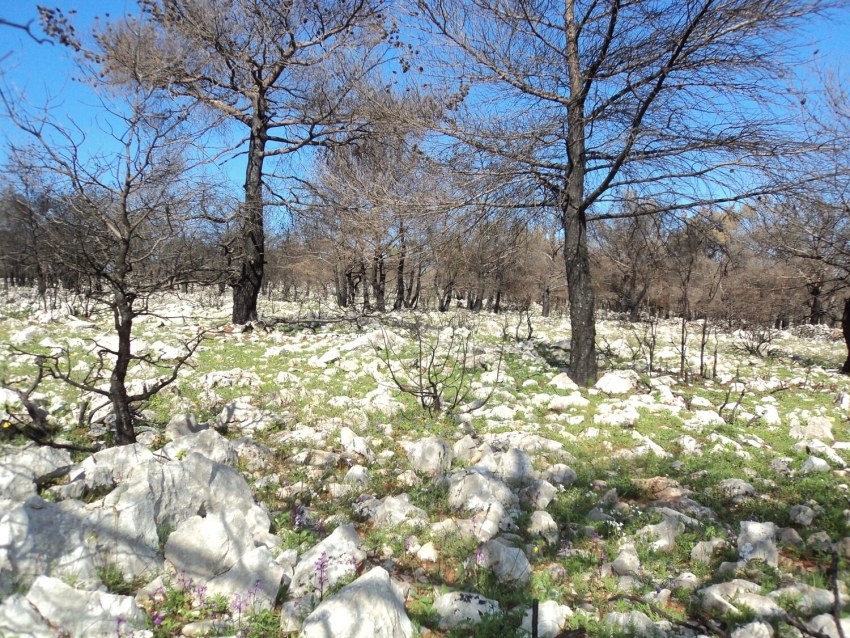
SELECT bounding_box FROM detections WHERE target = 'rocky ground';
[1,289,850,637]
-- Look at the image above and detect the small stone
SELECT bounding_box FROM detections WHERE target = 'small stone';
[416,542,439,562]
[435,591,500,630]
[789,504,816,527]
[541,463,576,486]
[738,521,778,567]
[595,370,641,395]
[807,531,833,552]
[671,572,700,591]
[731,621,774,638]
[719,478,757,501]
[611,544,641,576]
[520,600,572,638]
[801,456,831,474]
[477,539,531,584]
[777,527,805,547]
[528,511,559,545]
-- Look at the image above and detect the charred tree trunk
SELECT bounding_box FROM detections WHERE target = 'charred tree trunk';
[542,286,551,318]
[232,106,268,324]
[562,186,597,385]
[110,291,136,445]
[372,249,386,312]
[360,258,370,312]
[841,297,850,375]
[809,284,824,325]
[333,261,348,308]
[405,260,421,309]
[562,8,597,385]
[394,236,406,311]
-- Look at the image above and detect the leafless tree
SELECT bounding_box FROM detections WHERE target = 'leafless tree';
[415,0,839,384]
[80,0,390,324]
[1,67,225,444]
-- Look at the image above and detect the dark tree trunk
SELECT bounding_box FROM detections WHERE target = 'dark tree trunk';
[563,201,597,385]
[542,286,551,318]
[110,292,136,445]
[809,284,824,325]
[563,10,597,386]
[372,250,386,312]
[333,261,348,308]
[841,297,850,374]
[232,107,268,324]
[394,235,406,311]
[439,284,452,312]
[405,260,421,309]
[360,258,370,311]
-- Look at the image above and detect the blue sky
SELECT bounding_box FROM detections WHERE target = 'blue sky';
[1,1,848,194]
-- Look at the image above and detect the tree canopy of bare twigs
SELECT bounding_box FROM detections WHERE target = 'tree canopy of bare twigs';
[78,0,392,324]
[414,0,841,384]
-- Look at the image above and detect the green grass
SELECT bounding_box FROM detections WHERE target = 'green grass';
[5,290,850,636]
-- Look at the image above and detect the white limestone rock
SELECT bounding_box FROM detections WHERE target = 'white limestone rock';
[611,543,641,576]
[807,613,850,638]
[769,582,849,616]
[206,546,284,610]
[520,601,572,638]
[790,415,834,442]
[0,593,54,638]
[0,497,101,591]
[68,443,156,492]
[738,521,778,566]
[789,504,816,527]
[299,566,414,638]
[289,524,366,598]
[548,373,579,392]
[595,370,641,395]
[542,464,577,486]
[698,579,784,619]
[801,455,831,473]
[731,621,774,638]
[216,400,275,433]
[369,494,428,529]
[447,468,518,513]
[477,539,531,584]
[339,426,374,461]
[405,437,454,475]
[603,610,658,637]
[162,428,235,465]
[165,511,253,581]
[547,393,589,412]
[25,575,149,637]
[528,511,559,545]
[435,591,501,630]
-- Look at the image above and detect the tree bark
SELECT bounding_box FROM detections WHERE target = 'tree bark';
[372,249,386,312]
[110,292,136,444]
[841,297,850,374]
[563,205,597,385]
[562,0,597,385]
[394,229,406,311]
[405,260,421,308]
[232,106,268,324]
[809,284,824,325]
